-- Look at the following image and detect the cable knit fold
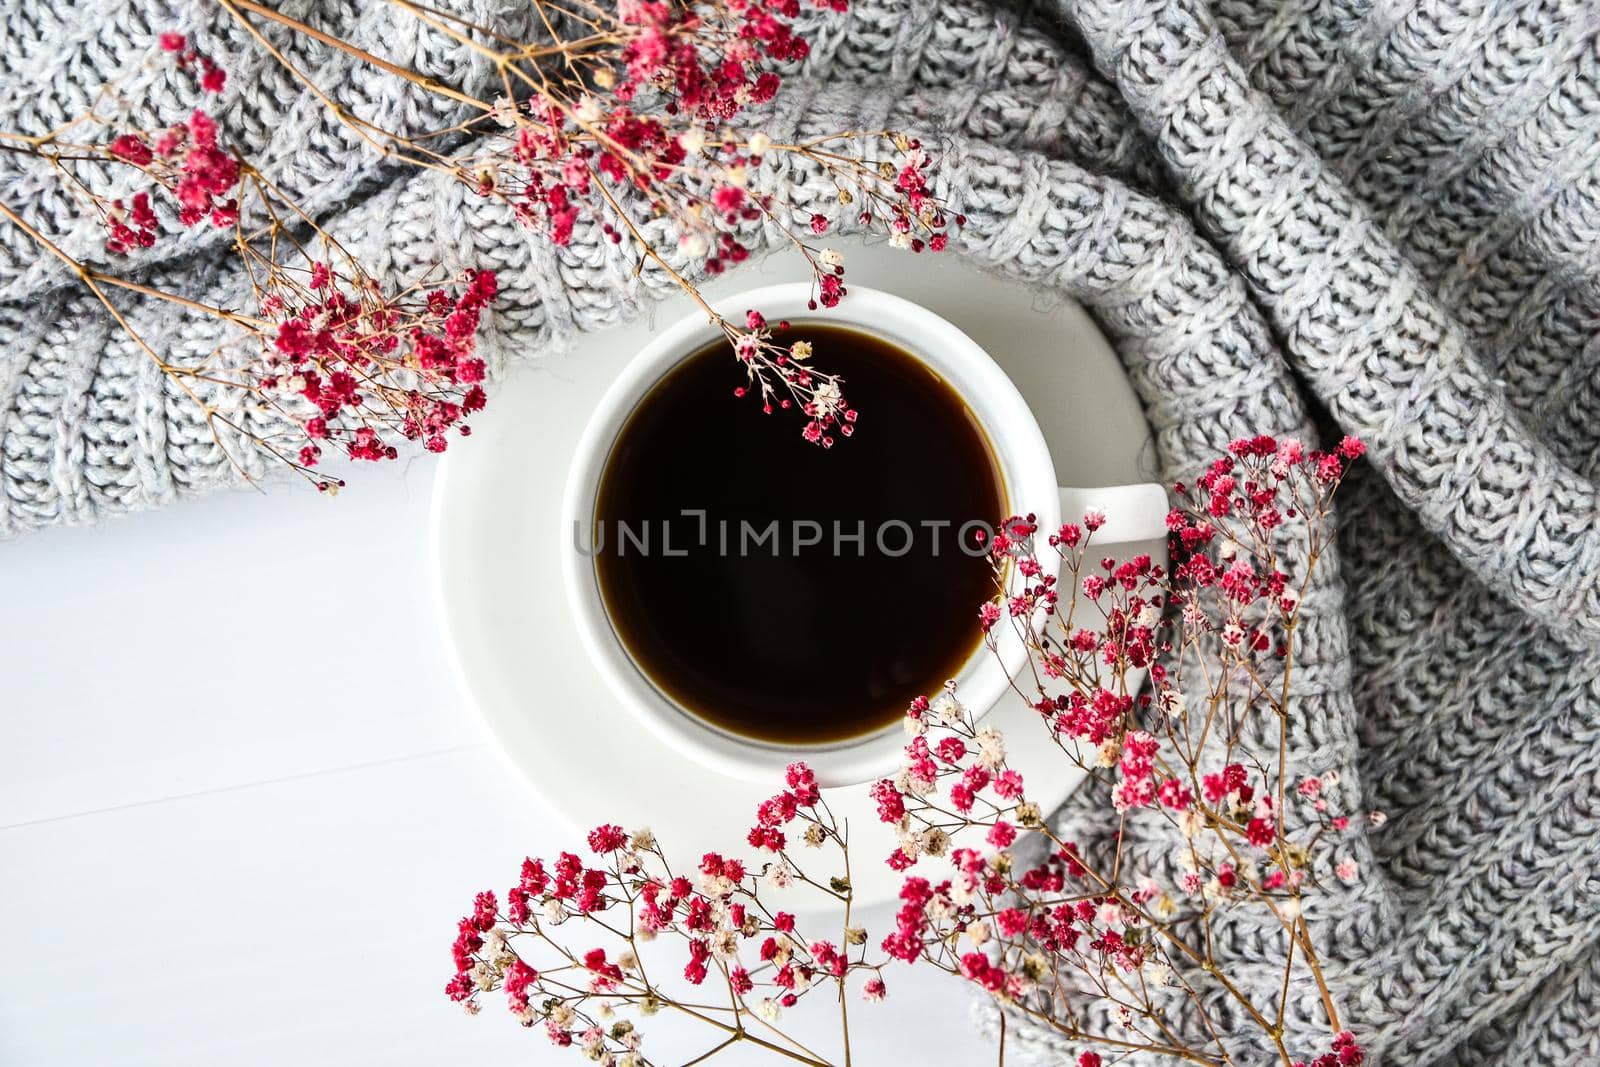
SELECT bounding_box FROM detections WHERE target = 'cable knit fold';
[1060,0,1600,642]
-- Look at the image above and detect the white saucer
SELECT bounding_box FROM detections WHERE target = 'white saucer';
[430,239,1159,907]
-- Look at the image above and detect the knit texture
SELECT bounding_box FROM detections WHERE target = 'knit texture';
[3,1,1598,1063]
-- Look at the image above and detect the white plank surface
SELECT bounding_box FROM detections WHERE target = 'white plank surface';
[0,455,995,1066]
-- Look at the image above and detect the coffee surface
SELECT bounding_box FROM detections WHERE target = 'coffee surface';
[593,323,1005,745]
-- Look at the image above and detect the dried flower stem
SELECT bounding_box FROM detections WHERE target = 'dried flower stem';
[0,34,502,487]
[448,437,1371,1067]
[217,0,958,445]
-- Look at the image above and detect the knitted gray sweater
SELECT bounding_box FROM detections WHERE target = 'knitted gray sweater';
[4,1,1598,1063]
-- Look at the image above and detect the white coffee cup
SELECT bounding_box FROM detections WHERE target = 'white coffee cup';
[562,284,1167,786]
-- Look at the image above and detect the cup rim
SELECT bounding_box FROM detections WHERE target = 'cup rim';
[560,283,1061,786]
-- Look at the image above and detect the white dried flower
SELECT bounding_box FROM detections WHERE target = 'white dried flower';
[932,692,965,727]
[974,727,1005,769]
[675,231,707,259]
[765,859,796,889]
[811,380,843,417]
[699,870,734,897]
[490,94,520,128]
[949,872,976,906]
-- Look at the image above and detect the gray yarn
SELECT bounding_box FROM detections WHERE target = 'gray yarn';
[3,1,1599,1064]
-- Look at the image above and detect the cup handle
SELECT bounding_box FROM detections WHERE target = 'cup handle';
[1058,483,1170,554]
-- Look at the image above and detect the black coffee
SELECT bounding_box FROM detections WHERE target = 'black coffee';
[591,323,1005,745]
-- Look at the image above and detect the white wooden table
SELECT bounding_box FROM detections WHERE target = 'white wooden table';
[0,422,996,1066]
